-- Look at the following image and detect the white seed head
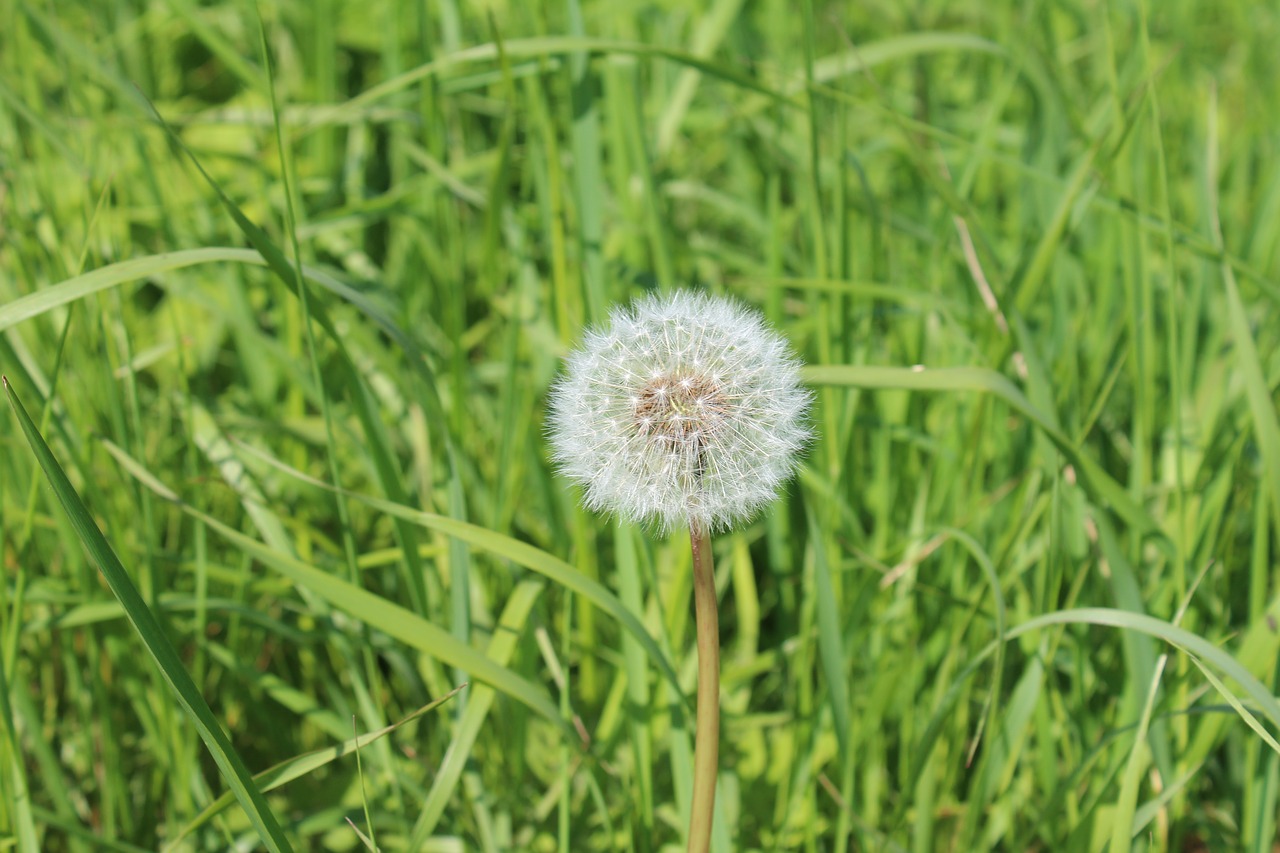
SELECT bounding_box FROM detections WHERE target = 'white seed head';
[548,291,812,534]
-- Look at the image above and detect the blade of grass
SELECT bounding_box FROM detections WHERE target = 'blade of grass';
[1206,107,1280,543]
[407,579,544,845]
[2,377,294,853]
[613,521,656,850]
[806,504,851,763]
[154,92,447,635]
[565,0,606,325]
[1008,608,1280,750]
[804,364,1172,555]
[99,434,573,739]
[0,649,39,852]
[165,686,465,850]
[330,36,797,123]
[654,0,745,155]
[218,436,690,711]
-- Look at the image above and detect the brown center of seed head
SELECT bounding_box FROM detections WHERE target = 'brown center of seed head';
[634,373,728,444]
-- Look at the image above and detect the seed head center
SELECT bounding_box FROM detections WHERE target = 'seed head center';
[634,373,727,443]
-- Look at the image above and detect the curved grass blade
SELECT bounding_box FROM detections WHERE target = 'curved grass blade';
[332,32,1003,127]
[1008,608,1280,751]
[145,91,454,627]
[164,685,465,851]
[802,32,1004,91]
[0,247,411,357]
[0,248,246,334]
[27,807,152,853]
[804,364,1173,556]
[331,36,797,121]
[98,438,575,740]
[902,598,1280,826]
[223,438,690,713]
[2,378,294,853]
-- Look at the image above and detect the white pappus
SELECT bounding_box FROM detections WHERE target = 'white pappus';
[548,290,812,534]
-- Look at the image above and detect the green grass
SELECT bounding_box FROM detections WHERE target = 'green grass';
[2,0,1279,850]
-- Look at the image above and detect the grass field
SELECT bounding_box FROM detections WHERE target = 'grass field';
[2,0,1280,850]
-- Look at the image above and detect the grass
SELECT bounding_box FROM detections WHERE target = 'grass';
[1,0,1279,850]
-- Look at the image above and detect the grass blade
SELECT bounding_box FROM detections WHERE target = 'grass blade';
[165,685,466,850]
[804,364,1172,555]
[98,437,577,740]
[807,503,851,763]
[1009,608,1280,748]
[219,437,690,710]
[2,377,294,853]
[407,580,544,844]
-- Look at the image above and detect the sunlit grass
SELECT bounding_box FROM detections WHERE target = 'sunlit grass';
[2,1,1279,850]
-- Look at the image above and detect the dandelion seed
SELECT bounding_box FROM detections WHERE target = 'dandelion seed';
[548,290,811,534]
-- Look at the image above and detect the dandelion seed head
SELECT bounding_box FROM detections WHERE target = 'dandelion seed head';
[548,291,812,534]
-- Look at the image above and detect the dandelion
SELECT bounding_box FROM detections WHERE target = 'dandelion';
[548,290,811,853]
[548,290,811,534]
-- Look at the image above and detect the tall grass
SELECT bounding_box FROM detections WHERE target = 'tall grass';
[1,0,1278,850]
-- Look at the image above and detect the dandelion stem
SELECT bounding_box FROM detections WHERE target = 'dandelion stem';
[687,523,719,853]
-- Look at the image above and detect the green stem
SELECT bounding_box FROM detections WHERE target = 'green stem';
[687,523,719,853]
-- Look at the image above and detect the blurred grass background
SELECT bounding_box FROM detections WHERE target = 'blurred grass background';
[2,0,1279,850]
